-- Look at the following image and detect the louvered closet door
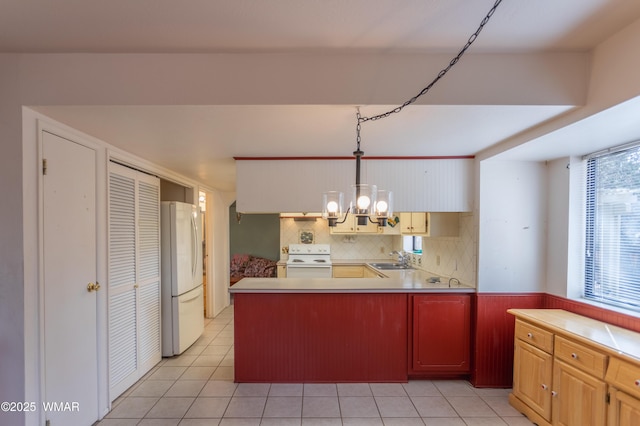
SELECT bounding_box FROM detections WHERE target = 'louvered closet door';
[136,175,161,374]
[108,162,161,400]
[109,166,138,398]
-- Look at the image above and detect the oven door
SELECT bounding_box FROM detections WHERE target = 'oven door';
[286,264,332,278]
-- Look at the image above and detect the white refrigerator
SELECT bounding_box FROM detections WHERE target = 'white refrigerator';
[161,201,204,356]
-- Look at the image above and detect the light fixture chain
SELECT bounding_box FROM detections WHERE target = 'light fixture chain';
[356,109,362,151]
[358,0,503,125]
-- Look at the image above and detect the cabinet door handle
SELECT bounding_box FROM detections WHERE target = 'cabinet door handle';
[527,332,533,339]
[541,384,548,390]
[635,380,640,387]
[571,353,578,359]
[551,391,557,397]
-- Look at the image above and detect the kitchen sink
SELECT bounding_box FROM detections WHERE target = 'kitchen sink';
[369,262,414,270]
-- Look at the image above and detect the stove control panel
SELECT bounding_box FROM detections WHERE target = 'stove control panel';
[288,244,331,255]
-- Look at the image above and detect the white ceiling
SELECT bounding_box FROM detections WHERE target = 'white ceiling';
[7,0,640,190]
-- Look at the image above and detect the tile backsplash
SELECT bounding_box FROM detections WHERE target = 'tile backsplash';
[411,213,476,286]
[280,212,476,286]
[280,218,396,260]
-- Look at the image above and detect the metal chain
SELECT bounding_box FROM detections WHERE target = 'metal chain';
[358,0,503,126]
[355,109,362,152]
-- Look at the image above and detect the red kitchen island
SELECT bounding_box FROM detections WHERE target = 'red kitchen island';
[229,273,474,383]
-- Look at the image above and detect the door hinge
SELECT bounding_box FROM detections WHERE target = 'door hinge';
[606,392,610,404]
[42,158,48,175]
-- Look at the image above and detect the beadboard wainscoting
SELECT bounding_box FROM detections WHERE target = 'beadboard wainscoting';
[472,293,640,388]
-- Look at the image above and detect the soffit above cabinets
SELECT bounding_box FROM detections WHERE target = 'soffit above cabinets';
[236,158,474,213]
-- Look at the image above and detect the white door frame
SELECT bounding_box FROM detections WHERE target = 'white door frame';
[26,116,110,423]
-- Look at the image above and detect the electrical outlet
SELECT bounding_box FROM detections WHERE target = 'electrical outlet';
[436,255,441,266]
[418,257,422,265]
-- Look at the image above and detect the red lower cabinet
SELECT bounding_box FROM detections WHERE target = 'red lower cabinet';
[410,294,471,377]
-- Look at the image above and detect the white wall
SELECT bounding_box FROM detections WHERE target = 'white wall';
[545,158,572,297]
[208,190,235,316]
[544,156,587,300]
[478,161,547,293]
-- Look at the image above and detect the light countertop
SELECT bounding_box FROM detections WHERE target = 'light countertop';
[230,262,474,294]
[509,309,640,363]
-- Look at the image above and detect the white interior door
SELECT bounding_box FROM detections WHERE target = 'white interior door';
[42,130,99,425]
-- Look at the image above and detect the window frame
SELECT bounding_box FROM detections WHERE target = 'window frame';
[584,143,640,312]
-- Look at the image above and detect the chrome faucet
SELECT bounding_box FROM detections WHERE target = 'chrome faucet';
[390,250,410,267]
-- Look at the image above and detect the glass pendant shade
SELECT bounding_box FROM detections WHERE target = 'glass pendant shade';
[352,184,376,226]
[374,189,393,226]
[375,190,393,218]
[322,191,344,226]
[352,184,376,215]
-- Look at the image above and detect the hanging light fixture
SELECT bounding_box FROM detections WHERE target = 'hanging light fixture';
[322,0,503,227]
[322,109,395,227]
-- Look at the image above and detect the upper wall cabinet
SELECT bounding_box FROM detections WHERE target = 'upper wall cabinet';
[400,212,460,237]
[329,216,380,234]
[236,158,474,213]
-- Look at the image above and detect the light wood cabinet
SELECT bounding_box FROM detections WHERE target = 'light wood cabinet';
[607,358,640,426]
[401,212,427,234]
[512,318,554,423]
[332,265,365,278]
[400,212,459,236]
[330,217,380,234]
[509,309,640,426]
[609,387,640,426]
[379,222,401,235]
[553,359,607,426]
[277,264,286,278]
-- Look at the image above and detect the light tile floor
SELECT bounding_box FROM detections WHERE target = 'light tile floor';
[97,306,534,426]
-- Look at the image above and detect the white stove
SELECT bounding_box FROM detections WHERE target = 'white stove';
[286,244,332,278]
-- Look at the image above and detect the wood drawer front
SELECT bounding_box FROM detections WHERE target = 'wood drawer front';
[515,319,554,353]
[554,335,607,379]
[332,265,364,278]
[607,357,640,400]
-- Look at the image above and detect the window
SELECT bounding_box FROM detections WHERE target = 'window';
[402,235,422,254]
[585,144,640,311]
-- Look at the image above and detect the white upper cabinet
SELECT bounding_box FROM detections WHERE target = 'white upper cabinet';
[236,158,474,213]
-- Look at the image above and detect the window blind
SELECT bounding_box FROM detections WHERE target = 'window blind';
[584,145,640,311]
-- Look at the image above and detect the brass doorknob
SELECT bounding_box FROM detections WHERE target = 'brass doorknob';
[87,282,101,292]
